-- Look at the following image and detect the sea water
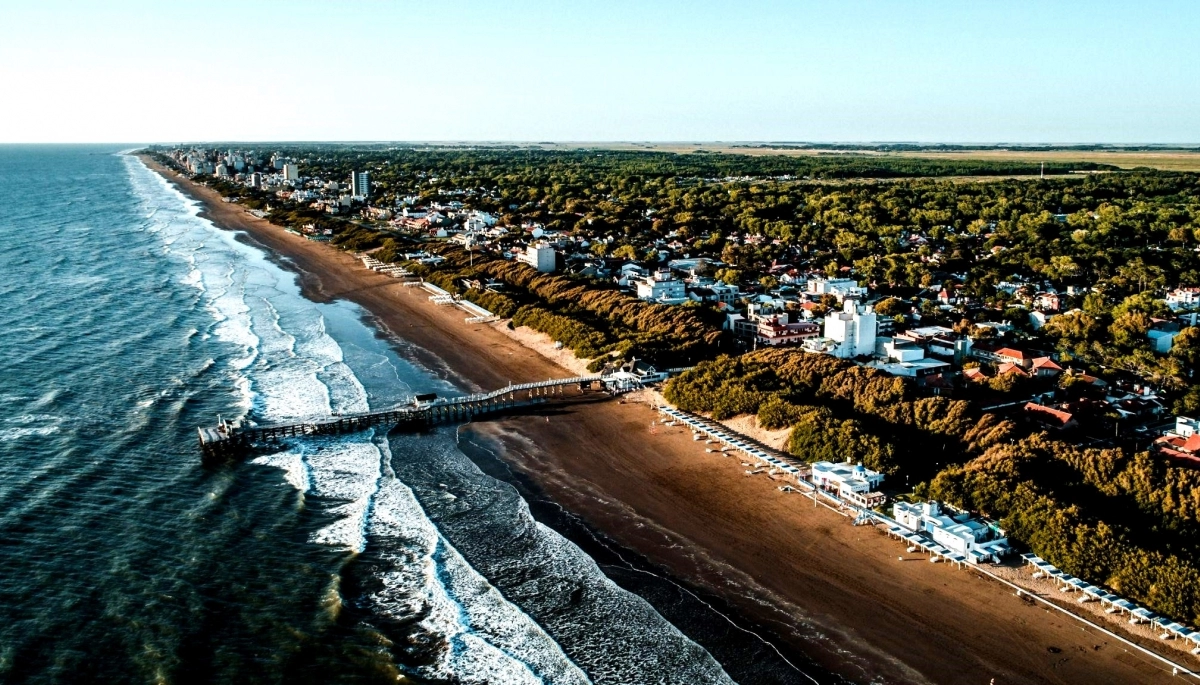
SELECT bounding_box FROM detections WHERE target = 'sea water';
[0,146,747,684]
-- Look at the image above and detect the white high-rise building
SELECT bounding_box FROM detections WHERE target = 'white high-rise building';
[282,163,300,181]
[352,171,370,198]
[518,243,557,273]
[824,300,877,358]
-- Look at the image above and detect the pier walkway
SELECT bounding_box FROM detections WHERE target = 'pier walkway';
[199,375,607,463]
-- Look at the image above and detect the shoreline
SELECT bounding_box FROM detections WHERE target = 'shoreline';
[140,155,1184,684]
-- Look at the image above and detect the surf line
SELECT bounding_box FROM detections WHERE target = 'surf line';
[460,423,822,685]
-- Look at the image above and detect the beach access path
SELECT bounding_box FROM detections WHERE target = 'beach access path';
[142,156,1184,685]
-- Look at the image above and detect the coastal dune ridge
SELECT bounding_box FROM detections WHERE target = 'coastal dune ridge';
[138,152,1188,684]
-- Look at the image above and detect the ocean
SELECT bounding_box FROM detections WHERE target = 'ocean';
[0,146,837,685]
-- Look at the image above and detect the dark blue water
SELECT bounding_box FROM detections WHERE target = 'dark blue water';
[0,147,741,684]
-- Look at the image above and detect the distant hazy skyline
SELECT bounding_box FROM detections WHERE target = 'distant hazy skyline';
[3,0,1198,144]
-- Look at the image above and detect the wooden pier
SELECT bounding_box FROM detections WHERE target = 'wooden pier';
[198,375,608,464]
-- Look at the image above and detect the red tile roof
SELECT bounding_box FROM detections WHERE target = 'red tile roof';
[1024,403,1075,427]
[996,348,1030,360]
[1031,356,1063,372]
[999,362,1030,376]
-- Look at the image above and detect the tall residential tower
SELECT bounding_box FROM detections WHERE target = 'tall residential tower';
[351,171,370,198]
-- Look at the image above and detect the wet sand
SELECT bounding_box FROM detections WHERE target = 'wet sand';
[142,156,1184,684]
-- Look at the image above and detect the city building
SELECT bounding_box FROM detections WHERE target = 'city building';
[518,243,557,273]
[810,461,886,509]
[754,316,819,347]
[282,163,300,181]
[892,501,1011,564]
[822,300,877,358]
[636,270,687,304]
[351,170,370,198]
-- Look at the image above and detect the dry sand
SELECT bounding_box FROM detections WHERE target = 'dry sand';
[142,156,1189,684]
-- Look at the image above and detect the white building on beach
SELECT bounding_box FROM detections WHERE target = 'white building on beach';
[811,461,886,508]
[893,501,1011,564]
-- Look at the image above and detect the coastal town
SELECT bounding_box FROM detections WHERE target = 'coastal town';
[156,145,1200,462]
[148,143,1200,674]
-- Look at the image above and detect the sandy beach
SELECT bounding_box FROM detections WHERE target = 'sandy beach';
[143,156,1186,684]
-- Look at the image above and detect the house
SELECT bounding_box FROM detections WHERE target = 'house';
[893,501,1011,564]
[998,362,1030,377]
[687,280,739,305]
[616,262,650,287]
[926,335,972,364]
[868,357,952,381]
[1153,432,1200,468]
[963,367,989,382]
[1034,292,1061,312]
[1029,310,1058,330]
[1024,403,1078,430]
[1166,287,1200,311]
[995,347,1034,368]
[1030,356,1063,377]
[810,461,885,508]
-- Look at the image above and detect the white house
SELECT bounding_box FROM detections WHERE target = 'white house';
[1167,288,1200,311]
[893,501,1011,564]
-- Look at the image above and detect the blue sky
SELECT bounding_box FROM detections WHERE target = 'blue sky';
[2,0,1197,143]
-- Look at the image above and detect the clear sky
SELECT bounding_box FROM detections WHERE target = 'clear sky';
[2,0,1198,143]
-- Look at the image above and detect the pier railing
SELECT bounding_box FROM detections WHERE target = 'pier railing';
[199,375,607,463]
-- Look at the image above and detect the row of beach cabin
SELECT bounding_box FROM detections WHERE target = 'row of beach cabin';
[1022,553,1200,654]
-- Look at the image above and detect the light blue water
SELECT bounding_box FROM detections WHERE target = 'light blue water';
[0,147,738,684]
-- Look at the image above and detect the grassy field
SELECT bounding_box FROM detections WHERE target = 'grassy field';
[528,142,1200,172]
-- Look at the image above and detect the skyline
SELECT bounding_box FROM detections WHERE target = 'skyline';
[3,0,1199,144]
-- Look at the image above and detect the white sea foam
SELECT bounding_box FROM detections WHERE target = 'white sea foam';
[0,426,60,442]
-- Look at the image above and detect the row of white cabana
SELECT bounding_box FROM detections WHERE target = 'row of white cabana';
[883,524,974,566]
[360,255,413,278]
[1023,553,1200,653]
[658,406,815,489]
